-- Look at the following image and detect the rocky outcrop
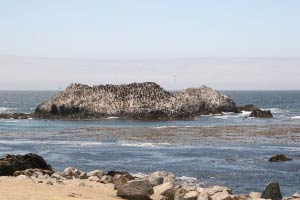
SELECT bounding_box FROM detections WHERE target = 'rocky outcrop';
[34,82,236,120]
[0,113,33,119]
[269,154,292,162]
[0,153,53,176]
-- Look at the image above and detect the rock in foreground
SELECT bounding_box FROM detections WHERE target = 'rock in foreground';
[0,153,53,176]
[261,182,282,200]
[116,179,154,200]
[35,82,236,120]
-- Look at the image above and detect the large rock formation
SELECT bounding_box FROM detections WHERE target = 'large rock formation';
[35,82,236,120]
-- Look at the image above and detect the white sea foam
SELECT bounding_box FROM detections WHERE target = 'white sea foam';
[176,176,199,185]
[0,107,16,113]
[214,115,229,119]
[241,111,251,117]
[80,142,104,146]
[105,116,120,119]
[291,116,300,119]
[154,126,178,129]
[263,108,286,114]
[222,112,234,115]
[131,172,148,179]
[120,142,171,147]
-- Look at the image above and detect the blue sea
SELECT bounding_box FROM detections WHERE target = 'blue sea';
[0,90,300,195]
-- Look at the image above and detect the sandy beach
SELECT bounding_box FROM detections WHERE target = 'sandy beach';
[0,176,121,200]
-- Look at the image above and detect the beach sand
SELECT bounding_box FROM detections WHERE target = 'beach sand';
[0,176,121,200]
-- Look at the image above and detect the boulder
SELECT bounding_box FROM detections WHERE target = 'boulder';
[210,191,232,200]
[183,191,198,200]
[249,110,273,118]
[88,175,100,182]
[148,171,176,186]
[174,188,188,200]
[107,171,134,179]
[100,175,113,184]
[197,192,212,200]
[63,167,82,178]
[249,192,261,199]
[153,182,175,200]
[269,154,292,162]
[292,193,300,198]
[79,171,88,179]
[205,186,232,196]
[87,170,104,178]
[13,168,53,177]
[0,153,53,176]
[261,182,282,200]
[116,179,154,200]
[51,172,64,180]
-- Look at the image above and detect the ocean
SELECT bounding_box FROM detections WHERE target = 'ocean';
[0,90,300,195]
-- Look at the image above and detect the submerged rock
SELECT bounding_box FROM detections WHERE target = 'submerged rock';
[0,153,53,176]
[34,82,236,120]
[249,109,273,118]
[269,154,292,162]
[261,182,282,200]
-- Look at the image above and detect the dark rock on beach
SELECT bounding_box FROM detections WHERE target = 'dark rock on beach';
[0,153,53,176]
[269,154,292,162]
[249,109,273,118]
[34,82,237,120]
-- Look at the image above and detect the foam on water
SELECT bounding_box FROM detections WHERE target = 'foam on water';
[120,142,171,147]
[291,116,300,119]
[105,116,120,119]
[154,126,178,129]
[0,107,15,113]
[241,111,251,117]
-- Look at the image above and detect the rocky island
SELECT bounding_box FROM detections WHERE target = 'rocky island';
[34,82,237,120]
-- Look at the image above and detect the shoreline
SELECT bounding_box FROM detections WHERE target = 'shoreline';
[0,165,298,200]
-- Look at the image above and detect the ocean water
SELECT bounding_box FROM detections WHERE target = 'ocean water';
[0,90,300,195]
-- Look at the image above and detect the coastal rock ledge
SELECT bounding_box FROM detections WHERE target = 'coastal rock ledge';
[35,82,236,120]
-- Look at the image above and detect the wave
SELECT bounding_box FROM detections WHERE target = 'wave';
[241,111,251,117]
[105,116,120,119]
[176,176,200,185]
[153,126,178,129]
[263,108,288,114]
[0,107,16,113]
[291,116,300,119]
[120,142,171,148]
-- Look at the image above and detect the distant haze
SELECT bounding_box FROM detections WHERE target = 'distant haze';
[0,56,299,90]
[0,1,300,90]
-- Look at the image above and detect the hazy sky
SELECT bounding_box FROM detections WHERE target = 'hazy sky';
[0,1,300,90]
